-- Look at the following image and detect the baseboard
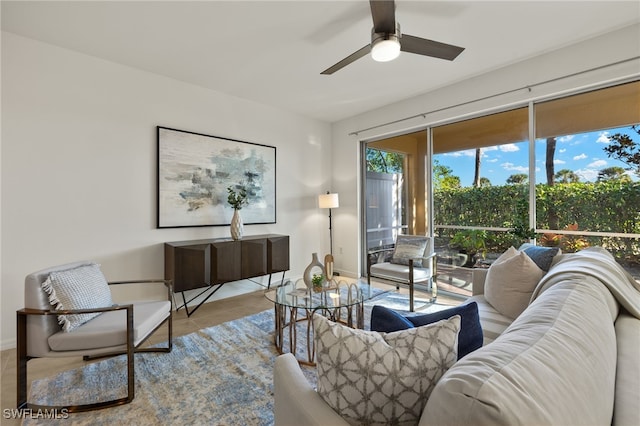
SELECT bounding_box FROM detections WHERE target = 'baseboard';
[1,337,16,351]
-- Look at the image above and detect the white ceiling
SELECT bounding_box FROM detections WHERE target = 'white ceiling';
[2,1,639,123]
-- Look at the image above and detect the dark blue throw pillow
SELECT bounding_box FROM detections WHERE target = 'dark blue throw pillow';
[518,243,560,272]
[371,302,483,359]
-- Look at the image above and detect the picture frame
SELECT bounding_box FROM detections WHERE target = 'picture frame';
[157,126,276,228]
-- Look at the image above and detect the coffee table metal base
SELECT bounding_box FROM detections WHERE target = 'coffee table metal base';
[273,301,364,366]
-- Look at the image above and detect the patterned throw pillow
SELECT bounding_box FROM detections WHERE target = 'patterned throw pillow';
[313,314,460,426]
[41,263,113,332]
[390,235,429,267]
[370,302,483,359]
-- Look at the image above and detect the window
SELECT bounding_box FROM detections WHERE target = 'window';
[534,82,640,271]
[361,80,640,287]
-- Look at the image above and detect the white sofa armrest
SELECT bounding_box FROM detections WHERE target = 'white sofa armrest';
[472,268,488,295]
[274,354,348,426]
[613,313,640,426]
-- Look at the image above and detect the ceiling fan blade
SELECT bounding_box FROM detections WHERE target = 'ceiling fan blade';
[321,44,371,75]
[401,34,464,61]
[369,0,395,34]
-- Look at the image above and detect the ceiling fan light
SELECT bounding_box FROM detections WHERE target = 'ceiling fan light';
[371,38,400,62]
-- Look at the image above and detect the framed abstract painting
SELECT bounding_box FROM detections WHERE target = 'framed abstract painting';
[157,126,276,228]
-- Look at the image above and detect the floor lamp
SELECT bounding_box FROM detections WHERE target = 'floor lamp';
[318,192,339,256]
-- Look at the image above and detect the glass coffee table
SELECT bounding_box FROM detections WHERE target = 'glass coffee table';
[265,278,372,366]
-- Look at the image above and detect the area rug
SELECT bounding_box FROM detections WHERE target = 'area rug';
[24,290,452,426]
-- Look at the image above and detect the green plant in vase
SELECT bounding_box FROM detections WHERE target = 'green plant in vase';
[451,229,488,265]
[226,184,248,210]
[311,274,325,292]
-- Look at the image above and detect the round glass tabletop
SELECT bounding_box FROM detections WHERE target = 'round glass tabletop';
[265,278,370,310]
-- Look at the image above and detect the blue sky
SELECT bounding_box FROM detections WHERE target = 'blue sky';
[436,126,639,186]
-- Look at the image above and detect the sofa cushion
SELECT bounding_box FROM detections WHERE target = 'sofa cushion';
[313,314,460,426]
[48,300,171,351]
[41,263,113,332]
[422,279,618,426]
[369,262,433,284]
[465,295,512,345]
[484,248,544,319]
[370,302,483,359]
[391,235,429,267]
[518,243,561,271]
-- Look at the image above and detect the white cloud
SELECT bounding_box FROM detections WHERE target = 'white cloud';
[559,148,567,153]
[573,153,587,160]
[588,159,607,168]
[499,144,519,152]
[596,131,610,144]
[501,162,528,173]
[557,135,575,143]
[487,158,498,163]
[554,159,566,165]
[575,168,599,182]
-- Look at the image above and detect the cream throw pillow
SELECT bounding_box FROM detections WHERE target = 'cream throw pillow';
[484,247,544,319]
[41,263,113,332]
[314,314,460,426]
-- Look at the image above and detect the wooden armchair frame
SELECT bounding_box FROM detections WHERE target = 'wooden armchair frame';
[367,248,438,312]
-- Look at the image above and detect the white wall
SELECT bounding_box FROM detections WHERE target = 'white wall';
[331,23,640,278]
[0,32,333,349]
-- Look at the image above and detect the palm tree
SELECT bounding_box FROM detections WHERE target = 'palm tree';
[546,137,559,230]
[597,166,632,182]
[555,169,580,183]
[473,148,481,187]
[546,137,557,185]
[506,174,528,184]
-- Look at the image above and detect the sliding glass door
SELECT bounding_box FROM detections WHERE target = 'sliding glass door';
[361,80,640,287]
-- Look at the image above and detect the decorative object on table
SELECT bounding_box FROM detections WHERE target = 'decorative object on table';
[318,192,339,255]
[324,254,334,281]
[303,252,325,290]
[157,126,276,228]
[311,274,325,292]
[227,184,247,240]
[229,209,243,240]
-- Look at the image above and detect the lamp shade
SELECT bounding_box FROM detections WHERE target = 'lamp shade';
[318,193,339,209]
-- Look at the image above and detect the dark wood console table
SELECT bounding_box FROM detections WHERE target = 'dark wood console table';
[165,234,289,316]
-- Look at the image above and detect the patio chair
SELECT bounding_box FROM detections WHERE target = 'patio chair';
[367,235,437,311]
[17,261,172,412]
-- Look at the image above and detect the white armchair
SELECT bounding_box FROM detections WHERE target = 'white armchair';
[17,261,172,412]
[367,235,437,311]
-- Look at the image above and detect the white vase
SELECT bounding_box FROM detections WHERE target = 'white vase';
[230,209,243,240]
[303,252,325,290]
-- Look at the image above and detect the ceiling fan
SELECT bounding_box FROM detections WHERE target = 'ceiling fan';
[321,0,465,75]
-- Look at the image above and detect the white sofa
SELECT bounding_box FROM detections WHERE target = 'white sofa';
[274,247,640,425]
